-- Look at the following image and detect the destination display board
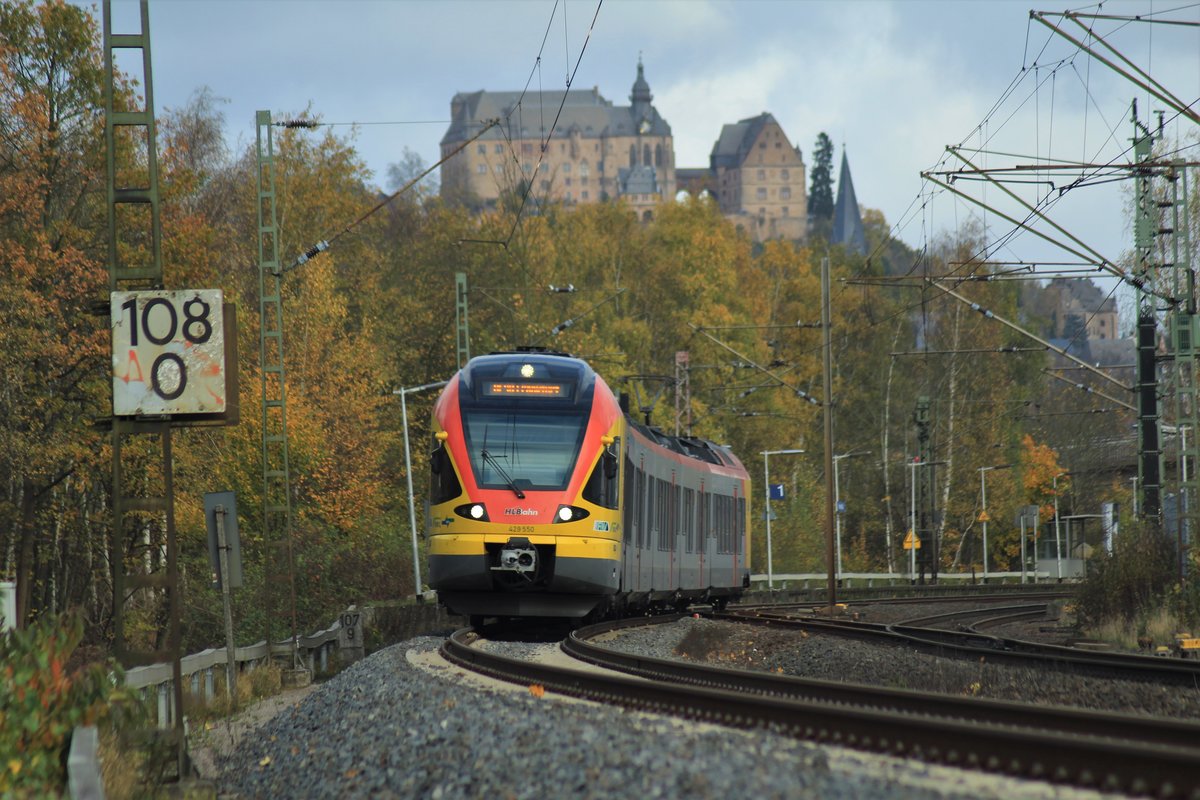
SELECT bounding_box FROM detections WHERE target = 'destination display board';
[111,289,226,416]
[482,381,569,398]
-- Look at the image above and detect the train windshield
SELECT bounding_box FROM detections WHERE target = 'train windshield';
[462,411,588,491]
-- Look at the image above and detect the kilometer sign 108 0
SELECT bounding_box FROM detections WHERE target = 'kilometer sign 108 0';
[111,289,226,416]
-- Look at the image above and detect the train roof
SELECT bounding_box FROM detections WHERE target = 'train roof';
[627,419,740,468]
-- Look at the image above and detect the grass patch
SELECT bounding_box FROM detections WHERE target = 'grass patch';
[182,662,283,725]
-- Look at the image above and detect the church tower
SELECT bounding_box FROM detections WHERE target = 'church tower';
[832,151,866,255]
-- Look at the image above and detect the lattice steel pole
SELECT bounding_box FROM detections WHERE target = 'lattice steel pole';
[256,111,303,671]
[103,0,185,776]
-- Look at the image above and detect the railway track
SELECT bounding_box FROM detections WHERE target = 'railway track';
[442,610,1200,798]
[726,603,1200,686]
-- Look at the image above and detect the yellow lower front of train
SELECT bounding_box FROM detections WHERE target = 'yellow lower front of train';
[428,506,624,620]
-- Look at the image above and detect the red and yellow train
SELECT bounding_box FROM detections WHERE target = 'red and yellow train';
[427,349,751,624]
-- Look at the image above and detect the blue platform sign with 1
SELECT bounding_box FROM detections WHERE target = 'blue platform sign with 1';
[111,289,225,415]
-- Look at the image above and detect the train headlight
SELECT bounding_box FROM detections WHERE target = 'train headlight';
[453,503,490,522]
[553,505,590,523]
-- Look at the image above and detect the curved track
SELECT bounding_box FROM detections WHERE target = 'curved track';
[725,604,1200,686]
[443,613,1200,798]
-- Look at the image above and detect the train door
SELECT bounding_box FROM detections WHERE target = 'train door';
[700,484,705,592]
[682,486,695,589]
[622,457,635,591]
[668,476,678,590]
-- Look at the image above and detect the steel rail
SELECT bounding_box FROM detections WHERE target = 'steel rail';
[724,608,1200,686]
[442,623,1200,797]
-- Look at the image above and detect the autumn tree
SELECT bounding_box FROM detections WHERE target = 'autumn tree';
[0,0,109,626]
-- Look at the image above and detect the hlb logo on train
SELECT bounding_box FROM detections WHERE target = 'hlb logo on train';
[111,289,226,416]
[504,507,538,516]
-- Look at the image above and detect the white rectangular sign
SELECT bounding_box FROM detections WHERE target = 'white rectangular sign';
[111,289,226,415]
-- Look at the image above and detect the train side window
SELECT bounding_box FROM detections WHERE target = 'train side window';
[429,437,461,504]
[638,469,646,546]
[658,479,669,551]
[628,462,638,544]
[726,496,734,553]
[648,474,657,551]
[662,482,672,551]
[736,497,746,552]
[665,481,674,552]
[717,495,731,554]
[684,488,695,553]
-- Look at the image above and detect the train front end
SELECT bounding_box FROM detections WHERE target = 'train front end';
[427,352,623,620]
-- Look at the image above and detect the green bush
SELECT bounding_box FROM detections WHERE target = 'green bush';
[0,612,120,796]
[1074,520,1177,630]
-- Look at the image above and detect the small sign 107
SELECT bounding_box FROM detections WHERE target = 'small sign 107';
[111,289,226,416]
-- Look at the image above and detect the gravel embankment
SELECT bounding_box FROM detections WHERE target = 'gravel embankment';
[208,616,1156,799]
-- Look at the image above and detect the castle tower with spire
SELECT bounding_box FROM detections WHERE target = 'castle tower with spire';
[440,59,674,218]
[832,151,866,255]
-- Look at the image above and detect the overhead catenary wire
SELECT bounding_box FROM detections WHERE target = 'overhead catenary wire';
[276,0,604,271]
[277,117,500,275]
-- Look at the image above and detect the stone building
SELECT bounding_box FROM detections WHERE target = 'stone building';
[1031,277,1120,341]
[707,112,807,241]
[439,60,674,218]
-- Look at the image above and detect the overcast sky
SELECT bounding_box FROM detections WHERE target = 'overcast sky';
[101,0,1199,282]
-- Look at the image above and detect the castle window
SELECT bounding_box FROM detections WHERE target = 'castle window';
[780,187,791,200]
[565,177,572,186]
[629,145,636,167]
[756,187,767,200]
[582,191,589,200]
[644,144,651,165]
[540,180,550,190]
[477,164,486,174]
[580,160,589,175]
[581,177,588,186]
[782,207,789,217]
[563,163,571,173]
[522,143,533,155]
[655,144,663,167]
[757,169,766,180]
[759,141,766,149]
[540,163,548,173]
[495,143,503,154]
[477,144,486,155]
[781,169,789,180]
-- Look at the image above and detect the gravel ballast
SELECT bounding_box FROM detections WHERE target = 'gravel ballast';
[207,616,1153,799]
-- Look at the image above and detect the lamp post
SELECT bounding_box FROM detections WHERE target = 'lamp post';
[833,450,871,581]
[393,379,449,597]
[905,458,946,582]
[907,460,918,580]
[1053,471,1068,582]
[978,464,1012,583]
[762,448,805,589]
